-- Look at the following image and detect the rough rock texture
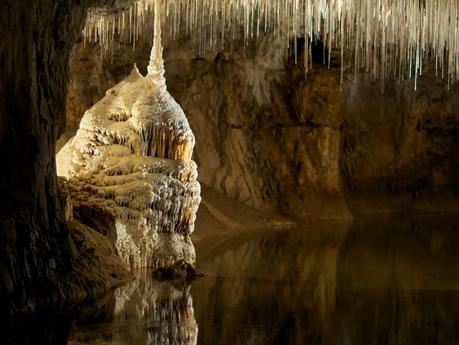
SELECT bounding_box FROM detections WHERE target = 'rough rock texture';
[58,177,131,300]
[65,36,459,220]
[340,71,459,215]
[0,0,88,314]
[0,0,136,314]
[57,22,201,270]
[64,219,131,301]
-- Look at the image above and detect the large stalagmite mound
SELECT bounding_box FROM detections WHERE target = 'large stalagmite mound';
[57,6,200,270]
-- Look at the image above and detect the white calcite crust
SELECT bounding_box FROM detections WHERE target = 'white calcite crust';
[57,3,200,269]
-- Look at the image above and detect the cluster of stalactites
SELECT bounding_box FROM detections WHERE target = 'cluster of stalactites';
[84,0,459,89]
[97,121,194,161]
[137,123,194,161]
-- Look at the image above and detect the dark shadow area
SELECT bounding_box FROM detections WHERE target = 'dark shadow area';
[0,312,72,345]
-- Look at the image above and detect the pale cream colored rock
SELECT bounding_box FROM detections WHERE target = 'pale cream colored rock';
[57,4,200,270]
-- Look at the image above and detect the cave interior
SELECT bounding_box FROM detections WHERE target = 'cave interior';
[2,1,459,344]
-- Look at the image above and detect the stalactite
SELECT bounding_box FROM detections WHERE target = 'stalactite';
[85,0,459,86]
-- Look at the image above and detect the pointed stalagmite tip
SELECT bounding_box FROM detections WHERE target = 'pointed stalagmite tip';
[130,63,140,75]
[126,62,142,80]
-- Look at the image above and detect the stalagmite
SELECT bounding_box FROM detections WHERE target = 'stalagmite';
[57,0,200,270]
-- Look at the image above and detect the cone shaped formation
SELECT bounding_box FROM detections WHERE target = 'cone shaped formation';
[57,7,200,269]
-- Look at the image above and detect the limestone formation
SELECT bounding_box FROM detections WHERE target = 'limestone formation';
[57,4,200,270]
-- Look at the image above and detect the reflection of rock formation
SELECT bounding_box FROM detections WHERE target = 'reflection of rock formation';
[192,223,350,344]
[336,216,459,345]
[191,218,459,344]
[56,4,200,270]
[70,272,198,345]
[113,273,198,345]
[22,217,459,345]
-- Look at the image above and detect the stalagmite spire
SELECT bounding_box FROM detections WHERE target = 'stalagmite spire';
[57,1,200,270]
[147,0,166,91]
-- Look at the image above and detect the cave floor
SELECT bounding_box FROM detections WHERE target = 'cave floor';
[5,214,459,345]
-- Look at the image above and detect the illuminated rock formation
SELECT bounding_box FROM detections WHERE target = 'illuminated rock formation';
[57,3,200,270]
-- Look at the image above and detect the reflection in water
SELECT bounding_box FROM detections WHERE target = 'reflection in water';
[336,217,459,345]
[3,216,459,344]
[190,217,459,344]
[192,222,349,345]
[69,272,197,345]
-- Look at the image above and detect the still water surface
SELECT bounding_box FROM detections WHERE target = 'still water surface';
[8,216,459,344]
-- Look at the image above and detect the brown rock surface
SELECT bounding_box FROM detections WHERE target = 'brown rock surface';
[0,0,136,314]
[64,37,459,220]
[341,72,459,215]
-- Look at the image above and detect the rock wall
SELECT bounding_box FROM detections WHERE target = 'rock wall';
[0,0,135,314]
[65,35,459,220]
[0,0,88,313]
[341,72,459,215]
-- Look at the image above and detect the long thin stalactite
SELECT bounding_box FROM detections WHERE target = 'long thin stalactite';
[85,0,459,89]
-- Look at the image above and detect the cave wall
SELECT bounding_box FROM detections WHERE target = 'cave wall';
[0,0,136,313]
[0,0,90,311]
[64,35,459,220]
[341,72,459,215]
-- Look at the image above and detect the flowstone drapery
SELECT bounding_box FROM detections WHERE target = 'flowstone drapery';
[57,3,200,270]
